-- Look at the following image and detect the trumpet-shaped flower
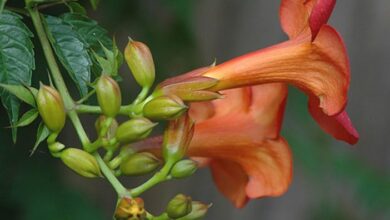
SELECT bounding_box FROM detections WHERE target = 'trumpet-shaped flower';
[157,0,358,144]
[188,84,291,208]
[146,0,359,208]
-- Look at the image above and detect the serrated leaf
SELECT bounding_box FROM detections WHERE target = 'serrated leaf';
[66,2,87,15]
[0,10,35,142]
[44,15,92,97]
[0,83,36,106]
[61,13,116,76]
[93,41,122,76]
[0,0,7,14]
[31,122,50,156]
[89,0,100,10]
[15,108,38,127]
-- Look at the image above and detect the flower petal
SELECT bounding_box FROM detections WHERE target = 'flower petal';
[210,160,249,208]
[309,0,336,39]
[309,98,359,144]
[189,138,293,204]
[204,24,349,116]
[280,0,336,39]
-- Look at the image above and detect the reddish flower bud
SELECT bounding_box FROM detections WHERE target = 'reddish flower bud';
[36,84,66,133]
[60,148,102,178]
[156,76,221,102]
[120,152,160,176]
[96,75,122,117]
[125,39,155,88]
[162,114,194,162]
[115,118,157,144]
[143,95,187,120]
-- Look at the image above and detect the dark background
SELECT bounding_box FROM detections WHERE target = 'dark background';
[0,0,389,219]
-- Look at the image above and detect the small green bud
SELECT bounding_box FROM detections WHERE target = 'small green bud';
[115,118,157,144]
[96,75,122,117]
[48,142,65,153]
[36,84,66,133]
[143,95,187,120]
[95,115,118,139]
[125,39,155,88]
[60,148,102,178]
[177,201,210,220]
[120,152,160,176]
[171,159,198,179]
[166,194,192,219]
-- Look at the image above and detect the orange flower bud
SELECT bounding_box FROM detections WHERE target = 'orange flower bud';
[36,84,66,133]
[115,118,157,144]
[143,95,187,120]
[96,75,121,117]
[157,75,221,102]
[125,39,155,88]
[162,114,194,162]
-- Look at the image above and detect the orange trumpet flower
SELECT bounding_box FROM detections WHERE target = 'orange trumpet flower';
[188,84,291,208]
[148,0,359,207]
[158,0,358,144]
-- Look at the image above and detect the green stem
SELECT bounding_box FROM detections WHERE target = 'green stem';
[28,6,90,146]
[151,213,170,220]
[95,153,131,198]
[28,4,130,200]
[130,159,176,197]
[6,7,30,16]
[133,87,150,105]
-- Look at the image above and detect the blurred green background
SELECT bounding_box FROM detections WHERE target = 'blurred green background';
[1,0,389,219]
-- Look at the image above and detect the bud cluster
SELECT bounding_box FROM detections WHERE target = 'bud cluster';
[32,39,211,219]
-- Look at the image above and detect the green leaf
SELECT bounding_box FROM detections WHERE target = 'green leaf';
[0,83,36,107]
[31,122,50,156]
[93,41,122,76]
[15,108,38,127]
[61,13,118,76]
[0,0,7,14]
[0,10,35,142]
[44,15,92,97]
[89,0,100,10]
[66,2,87,15]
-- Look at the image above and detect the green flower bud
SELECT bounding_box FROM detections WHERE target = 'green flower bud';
[177,201,210,220]
[95,115,118,139]
[60,148,102,178]
[48,142,65,154]
[120,152,160,176]
[143,95,187,120]
[125,39,155,88]
[36,84,66,133]
[166,194,192,219]
[96,75,122,117]
[171,159,198,179]
[115,118,157,144]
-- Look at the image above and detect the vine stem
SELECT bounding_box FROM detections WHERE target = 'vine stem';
[28,7,90,145]
[27,5,130,198]
[95,153,131,198]
[130,159,176,197]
